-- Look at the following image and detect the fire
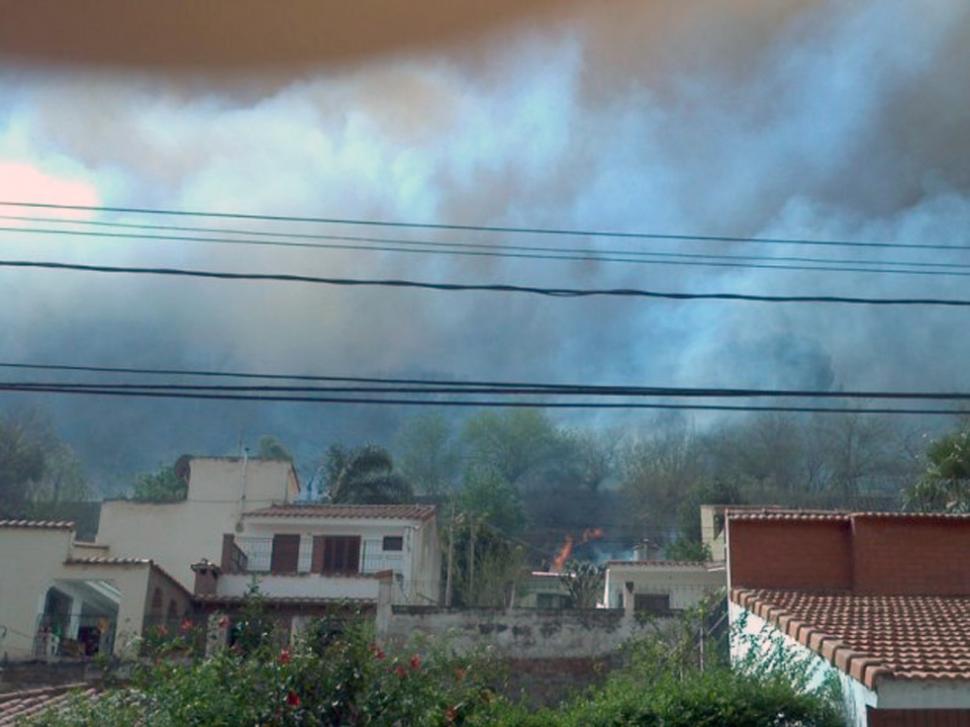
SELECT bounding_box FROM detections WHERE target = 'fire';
[551,535,573,572]
[550,528,604,572]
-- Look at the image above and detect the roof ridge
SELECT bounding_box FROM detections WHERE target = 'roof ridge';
[0,519,75,530]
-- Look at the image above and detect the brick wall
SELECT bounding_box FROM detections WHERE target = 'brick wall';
[852,517,970,596]
[727,520,852,591]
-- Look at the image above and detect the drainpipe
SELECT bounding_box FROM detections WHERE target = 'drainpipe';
[236,447,249,532]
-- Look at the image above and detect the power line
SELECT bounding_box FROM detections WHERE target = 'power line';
[6,379,970,401]
[3,200,969,253]
[4,218,970,278]
[0,383,965,415]
[4,259,970,306]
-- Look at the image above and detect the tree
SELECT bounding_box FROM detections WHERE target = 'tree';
[462,409,563,487]
[256,435,293,462]
[905,425,970,513]
[459,469,526,535]
[132,466,188,502]
[394,413,460,495]
[325,444,413,504]
[665,538,712,562]
[0,415,47,516]
[560,560,604,609]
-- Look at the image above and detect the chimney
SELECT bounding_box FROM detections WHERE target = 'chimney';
[191,558,221,596]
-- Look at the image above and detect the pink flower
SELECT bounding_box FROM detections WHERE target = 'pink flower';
[395,665,408,678]
[409,654,421,670]
[278,648,291,665]
[156,625,168,637]
[180,618,193,633]
[286,691,301,707]
[370,644,386,660]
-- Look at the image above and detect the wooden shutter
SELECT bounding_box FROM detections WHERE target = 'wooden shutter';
[319,536,362,574]
[311,536,326,574]
[270,534,300,573]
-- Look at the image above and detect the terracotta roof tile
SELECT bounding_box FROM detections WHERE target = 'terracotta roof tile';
[194,594,376,606]
[606,560,721,569]
[244,504,436,521]
[0,519,74,530]
[732,588,970,688]
[65,556,152,565]
[0,684,100,725]
[727,509,970,523]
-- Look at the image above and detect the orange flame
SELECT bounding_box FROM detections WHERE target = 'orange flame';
[551,535,573,572]
[550,528,604,572]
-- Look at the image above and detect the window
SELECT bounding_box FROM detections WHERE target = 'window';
[311,536,361,575]
[151,587,163,614]
[270,534,301,573]
[382,536,403,551]
[634,593,671,615]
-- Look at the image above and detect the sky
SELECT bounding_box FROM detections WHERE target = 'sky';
[0,0,968,490]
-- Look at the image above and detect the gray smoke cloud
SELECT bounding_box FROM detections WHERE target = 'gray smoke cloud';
[0,0,968,489]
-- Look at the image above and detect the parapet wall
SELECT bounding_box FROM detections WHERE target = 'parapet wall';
[378,604,668,659]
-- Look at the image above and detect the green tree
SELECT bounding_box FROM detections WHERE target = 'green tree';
[395,412,460,495]
[132,465,188,502]
[462,409,563,487]
[560,560,604,609]
[665,538,712,562]
[0,414,46,516]
[325,444,413,504]
[905,424,970,513]
[256,435,293,462]
[460,468,526,535]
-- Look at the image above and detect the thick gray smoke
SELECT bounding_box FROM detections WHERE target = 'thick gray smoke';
[0,0,968,489]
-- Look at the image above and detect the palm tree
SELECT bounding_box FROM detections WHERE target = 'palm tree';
[325,444,414,504]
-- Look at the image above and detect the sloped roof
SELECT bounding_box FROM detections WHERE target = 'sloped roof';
[244,503,436,521]
[732,588,970,689]
[0,684,100,725]
[727,509,970,523]
[194,594,376,606]
[0,519,74,530]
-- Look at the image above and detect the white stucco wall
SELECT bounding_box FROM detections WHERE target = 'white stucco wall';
[217,573,380,600]
[729,602,872,727]
[97,458,299,589]
[239,513,440,604]
[0,526,153,660]
[603,563,725,609]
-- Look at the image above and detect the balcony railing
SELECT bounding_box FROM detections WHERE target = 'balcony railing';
[233,536,404,575]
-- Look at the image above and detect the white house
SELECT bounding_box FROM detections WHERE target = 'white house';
[212,503,441,608]
[603,560,725,614]
[96,456,300,590]
[0,520,191,661]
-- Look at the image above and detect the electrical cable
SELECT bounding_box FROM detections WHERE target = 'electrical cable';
[4,259,970,306]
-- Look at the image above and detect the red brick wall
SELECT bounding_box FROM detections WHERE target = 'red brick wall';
[868,708,970,726]
[728,520,852,590]
[852,518,970,596]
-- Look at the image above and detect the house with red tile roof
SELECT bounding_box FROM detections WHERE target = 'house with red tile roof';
[727,509,970,726]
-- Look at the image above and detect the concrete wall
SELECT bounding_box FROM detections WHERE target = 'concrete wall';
[603,563,725,610]
[217,572,381,601]
[0,526,155,660]
[97,458,298,589]
[379,604,667,659]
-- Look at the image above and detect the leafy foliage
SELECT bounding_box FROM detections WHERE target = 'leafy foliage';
[258,435,294,462]
[559,560,604,609]
[131,465,187,502]
[395,412,460,495]
[325,444,413,504]
[905,424,970,513]
[665,538,712,562]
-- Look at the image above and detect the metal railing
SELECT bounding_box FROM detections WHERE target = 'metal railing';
[233,536,405,576]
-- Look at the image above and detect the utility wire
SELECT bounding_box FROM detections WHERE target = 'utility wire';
[2,363,966,405]
[3,200,969,253]
[0,383,965,415]
[3,218,970,278]
[4,259,970,306]
[6,379,970,401]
